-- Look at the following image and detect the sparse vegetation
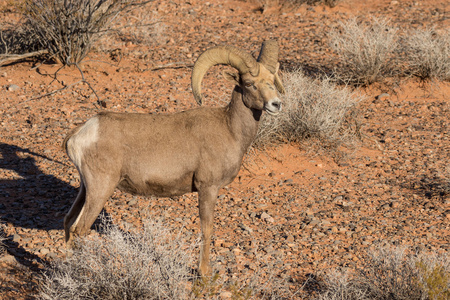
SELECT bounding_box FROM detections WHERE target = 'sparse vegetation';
[329,17,399,86]
[316,246,450,300]
[7,0,152,65]
[402,27,450,81]
[254,68,364,153]
[39,217,196,300]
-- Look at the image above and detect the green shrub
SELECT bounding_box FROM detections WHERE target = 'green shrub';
[416,256,450,300]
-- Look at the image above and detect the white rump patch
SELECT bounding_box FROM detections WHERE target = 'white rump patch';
[67,117,99,168]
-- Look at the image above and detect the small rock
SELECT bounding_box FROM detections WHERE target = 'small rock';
[7,84,20,91]
[39,248,50,255]
[214,239,225,247]
[12,234,21,243]
[285,235,295,243]
[219,291,233,299]
[0,254,18,264]
[390,201,399,208]
[260,212,274,223]
[238,223,253,233]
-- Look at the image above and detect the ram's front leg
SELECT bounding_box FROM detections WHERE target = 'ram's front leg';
[197,186,219,277]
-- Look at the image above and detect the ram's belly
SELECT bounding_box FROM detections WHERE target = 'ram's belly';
[117,172,196,197]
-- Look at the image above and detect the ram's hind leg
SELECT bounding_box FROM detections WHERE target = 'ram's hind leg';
[64,179,86,246]
[65,172,118,247]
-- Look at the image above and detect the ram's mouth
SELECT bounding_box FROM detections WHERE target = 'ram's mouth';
[264,107,281,116]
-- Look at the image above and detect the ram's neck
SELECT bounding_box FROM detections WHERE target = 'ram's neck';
[226,86,261,152]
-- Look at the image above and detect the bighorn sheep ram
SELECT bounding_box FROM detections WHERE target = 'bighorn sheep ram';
[63,40,285,276]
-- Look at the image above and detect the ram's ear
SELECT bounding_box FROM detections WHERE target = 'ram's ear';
[223,71,240,85]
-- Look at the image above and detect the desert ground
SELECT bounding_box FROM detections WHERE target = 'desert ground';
[0,0,449,298]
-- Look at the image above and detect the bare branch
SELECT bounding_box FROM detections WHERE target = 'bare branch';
[0,50,49,66]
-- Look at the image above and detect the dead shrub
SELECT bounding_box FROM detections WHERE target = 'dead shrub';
[254,68,364,153]
[38,217,195,300]
[21,0,152,65]
[329,17,399,86]
[316,246,450,300]
[192,251,298,299]
[402,27,450,81]
[0,21,41,55]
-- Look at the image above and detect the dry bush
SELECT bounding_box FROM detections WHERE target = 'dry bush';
[329,17,399,86]
[39,217,195,300]
[316,246,450,300]
[0,22,41,55]
[21,0,151,65]
[192,253,298,299]
[254,68,364,153]
[315,269,369,300]
[402,27,450,81]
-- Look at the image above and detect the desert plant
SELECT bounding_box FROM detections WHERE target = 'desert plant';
[402,27,450,81]
[39,217,195,300]
[192,256,296,299]
[21,0,151,65]
[254,68,364,151]
[329,17,399,86]
[415,253,450,300]
[316,269,370,300]
[316,246,449,300]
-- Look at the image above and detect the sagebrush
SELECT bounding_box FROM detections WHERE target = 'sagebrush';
[254,68,364,152]
[402,27,450,81]
[39,217,195,300]
[316,246,450,300]
[21,0,151,65]
[329,17,399,86]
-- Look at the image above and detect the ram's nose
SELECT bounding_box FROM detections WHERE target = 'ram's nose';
[265,98,282,115]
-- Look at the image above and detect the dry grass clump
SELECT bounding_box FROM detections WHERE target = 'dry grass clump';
[192,254,298,299]
[20,0,151,65]
[401,27,450,81]
[329,17,399,86]
[316,246,450,300]
[39,217,195,300]
[254,68,364,153]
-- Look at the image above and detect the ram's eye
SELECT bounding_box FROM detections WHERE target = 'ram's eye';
[244,82,253,88]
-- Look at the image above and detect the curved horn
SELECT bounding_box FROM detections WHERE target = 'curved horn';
[192,45,259,105]
[257,40,285,94]
[257,40,279,74]
[274,71,286,94]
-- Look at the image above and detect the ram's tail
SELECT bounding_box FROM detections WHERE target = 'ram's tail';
[62,125,83,153]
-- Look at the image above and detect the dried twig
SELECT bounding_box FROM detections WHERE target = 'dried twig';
[147,62,193,71]
[0,50,49,66]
